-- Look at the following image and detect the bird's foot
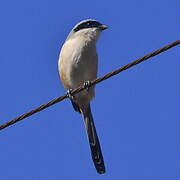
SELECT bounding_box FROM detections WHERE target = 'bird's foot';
[67,88,74,100]
[83,81,91,92]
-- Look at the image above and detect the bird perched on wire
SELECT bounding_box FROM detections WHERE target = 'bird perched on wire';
[58,19,108,174]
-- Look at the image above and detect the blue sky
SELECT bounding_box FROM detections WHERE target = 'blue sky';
[0,0,179,179]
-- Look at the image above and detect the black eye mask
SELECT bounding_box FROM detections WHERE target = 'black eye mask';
[73,20,102,32]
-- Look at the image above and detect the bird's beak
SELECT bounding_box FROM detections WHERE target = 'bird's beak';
[100,24,108,30]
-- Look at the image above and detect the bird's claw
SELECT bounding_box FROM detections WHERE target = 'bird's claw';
[83,81,91,92]
[67,88,74,100]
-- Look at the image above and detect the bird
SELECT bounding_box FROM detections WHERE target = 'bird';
[58,19,108,174]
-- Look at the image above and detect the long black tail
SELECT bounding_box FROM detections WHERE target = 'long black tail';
[83,105,106,174]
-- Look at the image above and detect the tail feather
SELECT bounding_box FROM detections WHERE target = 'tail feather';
[70,99,81,113]
[83,105,105,174]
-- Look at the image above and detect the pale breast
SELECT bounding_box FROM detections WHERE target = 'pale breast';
[58,37,98,89]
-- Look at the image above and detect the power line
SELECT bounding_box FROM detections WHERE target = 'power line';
[0,39,179,131]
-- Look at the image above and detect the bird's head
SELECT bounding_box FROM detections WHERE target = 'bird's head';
[66,19,108,42]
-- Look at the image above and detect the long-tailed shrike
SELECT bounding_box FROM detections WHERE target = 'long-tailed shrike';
[58,19,108,174]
